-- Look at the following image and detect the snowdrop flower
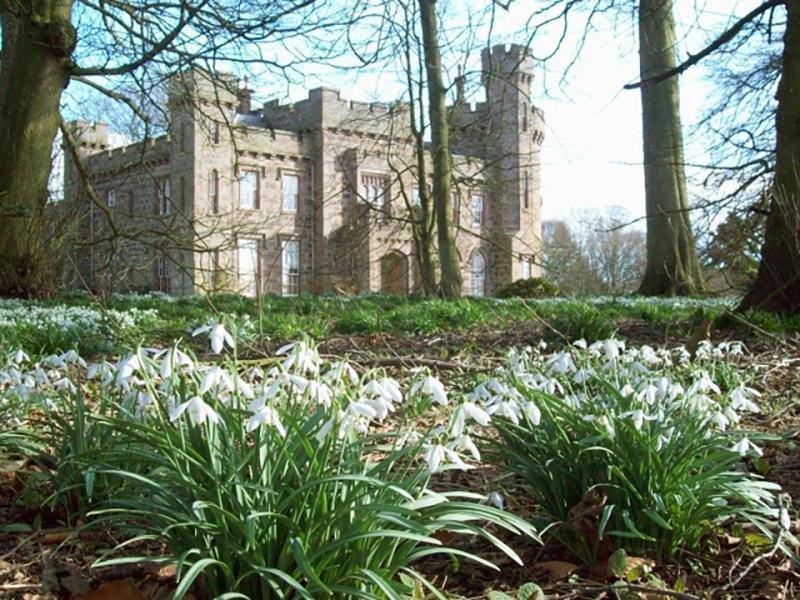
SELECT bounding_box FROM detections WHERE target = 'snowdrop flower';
[306,380,333,407]
[573,367,596,384]
[53,377,77,394]
[158,346,194,379]
[325,361,359,386]
[730,385,761,413]
[200,365,234,395]
[485,491,505,510]
[620,384,635,398]
[169,396,220,426]
[277,340,319,374]
[603,339,624,362]
[425,444,446,473]
[60,350,87,368]
[546,351,575,375]
[731,436,763,457]
[246,404,285,437]
[13,350,29,365]
[572,339,587,349]
[450,401,492,437]
[450,434,481,462]
[115,353,141,385]
[637,384,658,406]
[410,375,448,406]
[193,322,235,354]
[523,401,541,425]
[622,409,655,431]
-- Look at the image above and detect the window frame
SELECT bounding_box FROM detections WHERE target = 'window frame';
[470,193,484,227]
[209,169,219,214]
[281,172,300,213]
[281,238,301,297]
[471,250,486,297]
[239,169,260,211]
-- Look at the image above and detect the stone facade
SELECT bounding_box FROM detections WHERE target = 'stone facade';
[64,44,544,297]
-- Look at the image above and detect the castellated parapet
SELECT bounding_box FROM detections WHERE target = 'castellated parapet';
[64,44,545,297]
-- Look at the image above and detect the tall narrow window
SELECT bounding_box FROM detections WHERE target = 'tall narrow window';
[210,250,221,291]
[160,179,171,215]
[522,255,532,279]
[106,190,116,208]
[208,120,220,144]
[157,256,170,293]
[522,107,529,132]
[238,239,259,297]
[470,193,484,226]
[209,169,219,214]
[239,170,259,210]
[179,176,186,212]
[411,187,421,207]
[282,239,300,296]
[524,175,530,210]
[180,121,189,153]
[471,251,486,297]
[282,173,299,212]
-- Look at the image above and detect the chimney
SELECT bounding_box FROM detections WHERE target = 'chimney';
[237,77,253,114]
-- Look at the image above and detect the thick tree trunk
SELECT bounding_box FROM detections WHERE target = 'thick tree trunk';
[418,0,463,298]
[739,1,800,313]
[636,0,704,296]
[0,1,75,298]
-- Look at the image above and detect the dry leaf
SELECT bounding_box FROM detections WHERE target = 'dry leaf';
[532,560,580,581]
[71,578,144,600]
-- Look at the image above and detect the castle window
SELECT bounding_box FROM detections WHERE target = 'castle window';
[106,190,116,208]
[208,120,220,144]
[159,178,171,215]
[522,108,529,132]
[239,170,259,210]
[411,187,421,207]
[180,121,189,153]
[282,173,299,212]
[470,193,484,226]
[179,176,187,212]
[522,255,532,279]
[209,169,219,213]
[238,239,259,297]
[281,239,300,296]
[471,250,486,297]
[524,174,530,210]
[157,256,170,293]
[360,174,385,206]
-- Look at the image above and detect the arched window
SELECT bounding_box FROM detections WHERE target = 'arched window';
[471,251,486,297]
[208,169,219,213]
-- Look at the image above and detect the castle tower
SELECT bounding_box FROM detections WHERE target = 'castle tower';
[481,43,544,281]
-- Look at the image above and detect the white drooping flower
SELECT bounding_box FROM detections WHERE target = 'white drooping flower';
[622,409,655,431]
[193,321,235,354]
[450,401,492,437]
[485,491,505,510]
[12,349,30,365]
[731,436,763,457]
[158,346,195,379]
[277,340,320,374]
[450,434,481,462]
[546,351,575,375]
[425,444,446,473]
[115,353,141,386]
[410,375,448,406]
[523,401,541,425]
[730,385,761,413]
[199,365,234,395]
[169,395,221,426]
[246,404,285,437]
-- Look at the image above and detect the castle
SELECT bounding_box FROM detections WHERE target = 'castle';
[64,44,544,297]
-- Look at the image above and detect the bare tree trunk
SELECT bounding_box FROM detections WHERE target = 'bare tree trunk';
[0,1,75,297]
[636,0,704,296]
[402,2,437,296]
[740,1,800,313]
[418,0,462,298]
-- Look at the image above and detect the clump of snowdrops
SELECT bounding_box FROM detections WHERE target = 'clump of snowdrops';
[471,338,794,563]
[1,325,536,599]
